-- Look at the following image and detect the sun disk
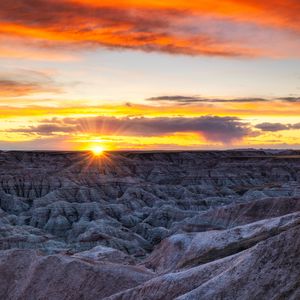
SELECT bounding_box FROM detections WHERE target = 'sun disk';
[91,145,105,156]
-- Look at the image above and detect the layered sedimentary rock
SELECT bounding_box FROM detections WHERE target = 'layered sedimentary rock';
[0,150,299,299]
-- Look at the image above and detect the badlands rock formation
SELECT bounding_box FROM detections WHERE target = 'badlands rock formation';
[0,150,299,299]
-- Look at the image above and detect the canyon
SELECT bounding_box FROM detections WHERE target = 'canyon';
[0,150,300,299]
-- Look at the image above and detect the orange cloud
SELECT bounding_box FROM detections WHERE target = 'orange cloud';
[70,0,300,29]
[1,0,299,58]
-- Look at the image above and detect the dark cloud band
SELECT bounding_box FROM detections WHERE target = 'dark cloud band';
[9,115,253,144]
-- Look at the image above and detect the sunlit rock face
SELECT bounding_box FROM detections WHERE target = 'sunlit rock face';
[0,150,300,299]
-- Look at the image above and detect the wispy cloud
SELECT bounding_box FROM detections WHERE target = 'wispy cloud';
[276,97,300,103]
[0,69,62,97]
[147,95,300,105]
[256,122,300,132]
[147,95,269,104]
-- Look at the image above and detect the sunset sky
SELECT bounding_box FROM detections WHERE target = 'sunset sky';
[1,0,300,151]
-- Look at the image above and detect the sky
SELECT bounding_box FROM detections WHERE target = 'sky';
[1,0,300,151]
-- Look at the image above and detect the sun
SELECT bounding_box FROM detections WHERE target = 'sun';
[91,145,105,156]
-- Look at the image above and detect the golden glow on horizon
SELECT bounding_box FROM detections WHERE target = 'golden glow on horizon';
[0,109,300,151]
[1,101,300,120]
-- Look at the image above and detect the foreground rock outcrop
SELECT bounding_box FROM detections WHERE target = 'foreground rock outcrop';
[0,249,154,300]
[0,150,299,299]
